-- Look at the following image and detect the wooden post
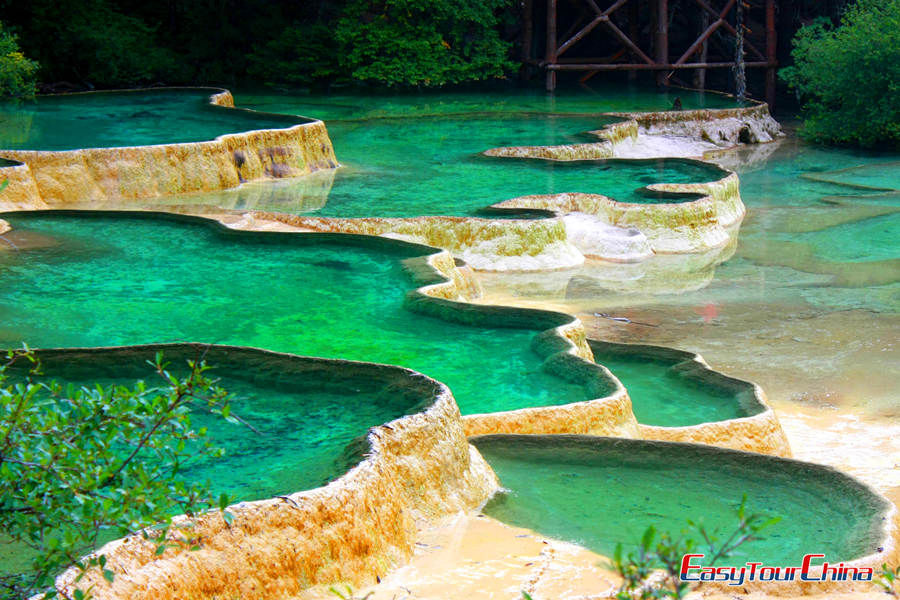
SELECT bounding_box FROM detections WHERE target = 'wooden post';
[628,0,639,82]
[735,0,746,102]
[522,0,534,65]
[693,8,709,89]
[546,0,558,91]
[766,0,777,111]
[655,0,668,86]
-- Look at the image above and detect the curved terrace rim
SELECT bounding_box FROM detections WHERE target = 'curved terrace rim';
[1,208,785,448]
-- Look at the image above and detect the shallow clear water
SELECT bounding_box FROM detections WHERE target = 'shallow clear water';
[0,89,305,151]
[479,129,899,416]
[476,436,884,564]
[214,87,731,217]
[0,213,589,416]
[174,112,721,216]
[590,350,746,426]
[238,85,738,121]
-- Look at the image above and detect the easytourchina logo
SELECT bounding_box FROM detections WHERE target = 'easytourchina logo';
[680,553,875,585]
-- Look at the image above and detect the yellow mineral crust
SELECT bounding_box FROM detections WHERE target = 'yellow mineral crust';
[405,244,785,456]
[252,211,586,271]
[56,350,499,600]
[0,88,338,207]
[0,160,47,211]
[490,169,743,255]
[479,104,775,259]
[484,103,779,161]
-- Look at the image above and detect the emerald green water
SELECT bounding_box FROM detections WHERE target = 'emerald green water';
[0,89,307,151]
[229,88,730,216]
[0,213,589,416]
[590,348,750,426]
[238,85,737,121]
[475,436,886,564]
[4,348,430,502]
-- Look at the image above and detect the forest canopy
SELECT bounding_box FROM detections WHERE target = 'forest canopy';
[0,0,516,89]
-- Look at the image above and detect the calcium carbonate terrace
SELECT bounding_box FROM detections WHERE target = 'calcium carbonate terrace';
[0,85,897,600]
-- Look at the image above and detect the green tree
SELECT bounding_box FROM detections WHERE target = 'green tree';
[0,21,38,97]
[0,348,236,599]
[334,0,515,87]
[5,0,183,88]
[247,23,341,87]
[780,0,900,146]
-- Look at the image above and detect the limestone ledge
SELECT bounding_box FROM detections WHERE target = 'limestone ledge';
[0,88,338,207]
[53,344,499,600]
[23,211,795,599]
[251,212,586,272]
[619,102,783,146]
[489,169,743,255]
[478,104,772,259]
[0,159,47,211]
[483,102,780,161]
[404,244,786,457]
[589,339,791,457]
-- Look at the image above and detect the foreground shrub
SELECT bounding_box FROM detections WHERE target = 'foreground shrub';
[0,349,236,599]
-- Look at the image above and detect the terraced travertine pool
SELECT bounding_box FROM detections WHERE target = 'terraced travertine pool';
[136,86,737,217]
[3,346,435,502]
[0,89,308,150]
[0,87,895,591]
[0,212,592,417]
[474,435,887,565]
[478,129,898,412]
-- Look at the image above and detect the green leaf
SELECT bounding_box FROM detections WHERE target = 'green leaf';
[103,569,115,583]
[641,525,656,549]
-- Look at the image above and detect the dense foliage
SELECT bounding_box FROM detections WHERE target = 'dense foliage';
[334,0,514,87]
[0,22,38,97]
[0,349,235,599]
[0,0,514,90]
[780,0,900,146]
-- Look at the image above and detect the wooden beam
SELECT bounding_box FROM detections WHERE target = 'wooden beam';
[628,0,639,81]
[603,18,655,65]
[557,15,607,56]
[548,61,771,70]
[694,0,766,60]
[675,18,725,65]
[694,6,710,88]
[578,48,627,83]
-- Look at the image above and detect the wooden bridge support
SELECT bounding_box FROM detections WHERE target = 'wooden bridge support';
[542,0,779,108]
